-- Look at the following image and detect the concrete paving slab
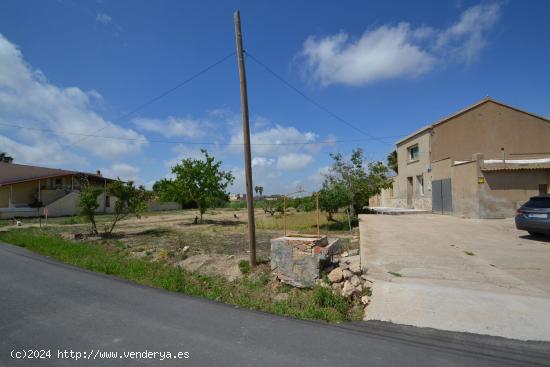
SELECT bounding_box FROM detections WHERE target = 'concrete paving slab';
[367,280,550,341]
[359,213,550,341]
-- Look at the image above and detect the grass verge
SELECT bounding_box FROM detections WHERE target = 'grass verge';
[0,228,360,322]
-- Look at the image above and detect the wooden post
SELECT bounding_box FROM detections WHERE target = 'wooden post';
[104,178,107,213]
[283,195,287,236]
[234,10,256,266]
[316,192,320,239]
[347,207,352,232]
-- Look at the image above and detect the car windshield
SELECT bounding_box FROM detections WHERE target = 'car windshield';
[524,198,550,208]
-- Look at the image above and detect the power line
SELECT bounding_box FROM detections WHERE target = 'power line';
[244,51,392,146]
[53,51,236,152]
[0,122,404,146]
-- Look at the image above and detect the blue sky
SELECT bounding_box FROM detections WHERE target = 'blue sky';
[0,0,549,194]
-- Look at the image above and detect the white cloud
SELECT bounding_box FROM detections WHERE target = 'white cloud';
[307,165,330,187]
[302,24,435,86]
[0,133,86,167]
[435,3,501,63]
[96,13,112,24]
[164,144,206,169]
[101,163,140,182]
[300,3,501,86]
[251,157,274,168]
[134,116,209,139]
[276,153,313,171]
[230,124,318,157]
[0,33,147,165]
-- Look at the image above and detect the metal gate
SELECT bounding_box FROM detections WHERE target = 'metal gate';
[432,178,452,214]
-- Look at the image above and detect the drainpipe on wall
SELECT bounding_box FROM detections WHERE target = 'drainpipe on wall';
[9,185,13,208]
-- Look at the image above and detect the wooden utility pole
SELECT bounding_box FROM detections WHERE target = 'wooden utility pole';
[234,10,256,266]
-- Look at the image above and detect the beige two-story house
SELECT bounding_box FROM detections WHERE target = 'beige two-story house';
[372,97,550,218]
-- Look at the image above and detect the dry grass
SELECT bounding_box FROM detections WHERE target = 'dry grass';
[1,208,358,266]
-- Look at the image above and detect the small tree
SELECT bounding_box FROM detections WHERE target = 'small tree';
[105,180,151,235]
[262,197,284,216]
[319,181,353,221]
[325,148,370,214]
[79,185,102,235]
[170,149,234,223]
[0,152,14,163]
[325,148,392,216]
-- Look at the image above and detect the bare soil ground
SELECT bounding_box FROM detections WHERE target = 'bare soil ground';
[2,208,358,280]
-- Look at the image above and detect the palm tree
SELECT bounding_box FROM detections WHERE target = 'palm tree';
[387,150,397,174]
[258,186,263,199]
[0,152,13,163]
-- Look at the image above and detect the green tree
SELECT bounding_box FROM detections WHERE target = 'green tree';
[325,148,391,214]
[261,197,285,216]
[258,186,264,199]
[387,150,398,174]
[169,149,234,223]
[254,186,264,199]
[366,161,392,198]
[0,152,14,163]
[153,179,194,208]
[105,180,151,234]
[79,185,102,235]
[319,181,353,221]
[325,148,369,214]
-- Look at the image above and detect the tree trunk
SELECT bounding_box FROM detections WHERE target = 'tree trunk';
[107,213,122,235]
[90,218,98,235]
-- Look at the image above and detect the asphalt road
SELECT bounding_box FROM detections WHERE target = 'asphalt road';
[1,242,549,367]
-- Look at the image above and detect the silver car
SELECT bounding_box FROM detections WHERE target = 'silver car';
[515,195,550,237]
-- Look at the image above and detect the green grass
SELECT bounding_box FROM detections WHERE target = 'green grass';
[238,260,251,275]
[0,228,359,322]
[256,211,351,233]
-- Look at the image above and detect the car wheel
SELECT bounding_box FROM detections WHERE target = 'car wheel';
[528,231,545,237]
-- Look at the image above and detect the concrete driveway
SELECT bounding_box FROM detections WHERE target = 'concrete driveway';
[359,213,550,341]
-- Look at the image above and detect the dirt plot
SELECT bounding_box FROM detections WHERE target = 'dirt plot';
[2,208,358,280]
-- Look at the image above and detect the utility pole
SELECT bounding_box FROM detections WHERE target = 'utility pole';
[234,10,256,266]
